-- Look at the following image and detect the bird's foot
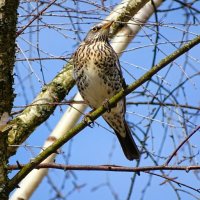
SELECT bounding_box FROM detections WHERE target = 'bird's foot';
[102,98,111,113]
[83,112,95,128]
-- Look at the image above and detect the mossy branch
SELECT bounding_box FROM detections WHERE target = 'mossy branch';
[7,63,75,156]
[6,34,200,193]
[107,0,150,35]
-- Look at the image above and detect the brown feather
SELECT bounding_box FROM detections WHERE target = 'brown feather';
[115,121,140,160]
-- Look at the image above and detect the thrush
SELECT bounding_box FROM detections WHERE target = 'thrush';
[73,21,140,160]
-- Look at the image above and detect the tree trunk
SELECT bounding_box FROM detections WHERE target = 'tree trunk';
[0,0,19,198]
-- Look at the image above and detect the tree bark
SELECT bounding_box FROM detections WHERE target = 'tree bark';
[0,0,19,198]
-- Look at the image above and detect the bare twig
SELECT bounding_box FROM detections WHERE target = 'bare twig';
[17,0,57,36]
[164,125,200,166]
[8,163,200,173]
[145,171,200,194]
[127,101,200,111]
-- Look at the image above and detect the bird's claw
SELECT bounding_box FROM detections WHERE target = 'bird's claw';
[83,113,94,128]
[102,98,111,113]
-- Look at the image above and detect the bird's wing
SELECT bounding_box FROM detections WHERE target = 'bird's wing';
[115,55,127,90]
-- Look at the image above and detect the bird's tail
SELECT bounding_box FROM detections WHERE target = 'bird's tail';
[116,121,140,160]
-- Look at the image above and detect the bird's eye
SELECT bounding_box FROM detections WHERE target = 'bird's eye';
[92,27,99,32]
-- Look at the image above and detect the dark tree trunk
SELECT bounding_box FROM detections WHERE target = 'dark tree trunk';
[0,0,19,198]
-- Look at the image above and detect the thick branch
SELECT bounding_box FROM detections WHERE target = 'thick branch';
[105,0,150,35]
[7,63,75,156]
[6,34,200,194]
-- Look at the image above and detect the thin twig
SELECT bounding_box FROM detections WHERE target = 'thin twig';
[8,163,200,172]
[164,125,200,166]
[127,101,200,111]
[145,171,200,193]
[17,0,57,36]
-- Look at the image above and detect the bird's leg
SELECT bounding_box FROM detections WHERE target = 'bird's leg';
[83,110,95,128]
[102,98,111,113]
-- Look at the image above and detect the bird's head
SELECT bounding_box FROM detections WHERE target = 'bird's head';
[84,21,114,43]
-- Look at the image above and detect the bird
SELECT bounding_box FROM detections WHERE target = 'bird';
[73,21,140,160]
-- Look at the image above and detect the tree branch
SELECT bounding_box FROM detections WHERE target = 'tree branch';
[8,163,200,173]
[127,101,200,111]
[16,0,57,36]
[164,125,200,166]
[7,63,75,156]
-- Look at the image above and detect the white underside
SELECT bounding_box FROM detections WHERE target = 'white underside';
[81,64,111,108]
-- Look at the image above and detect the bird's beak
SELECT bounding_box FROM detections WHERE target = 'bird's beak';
[101,21,114,30]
